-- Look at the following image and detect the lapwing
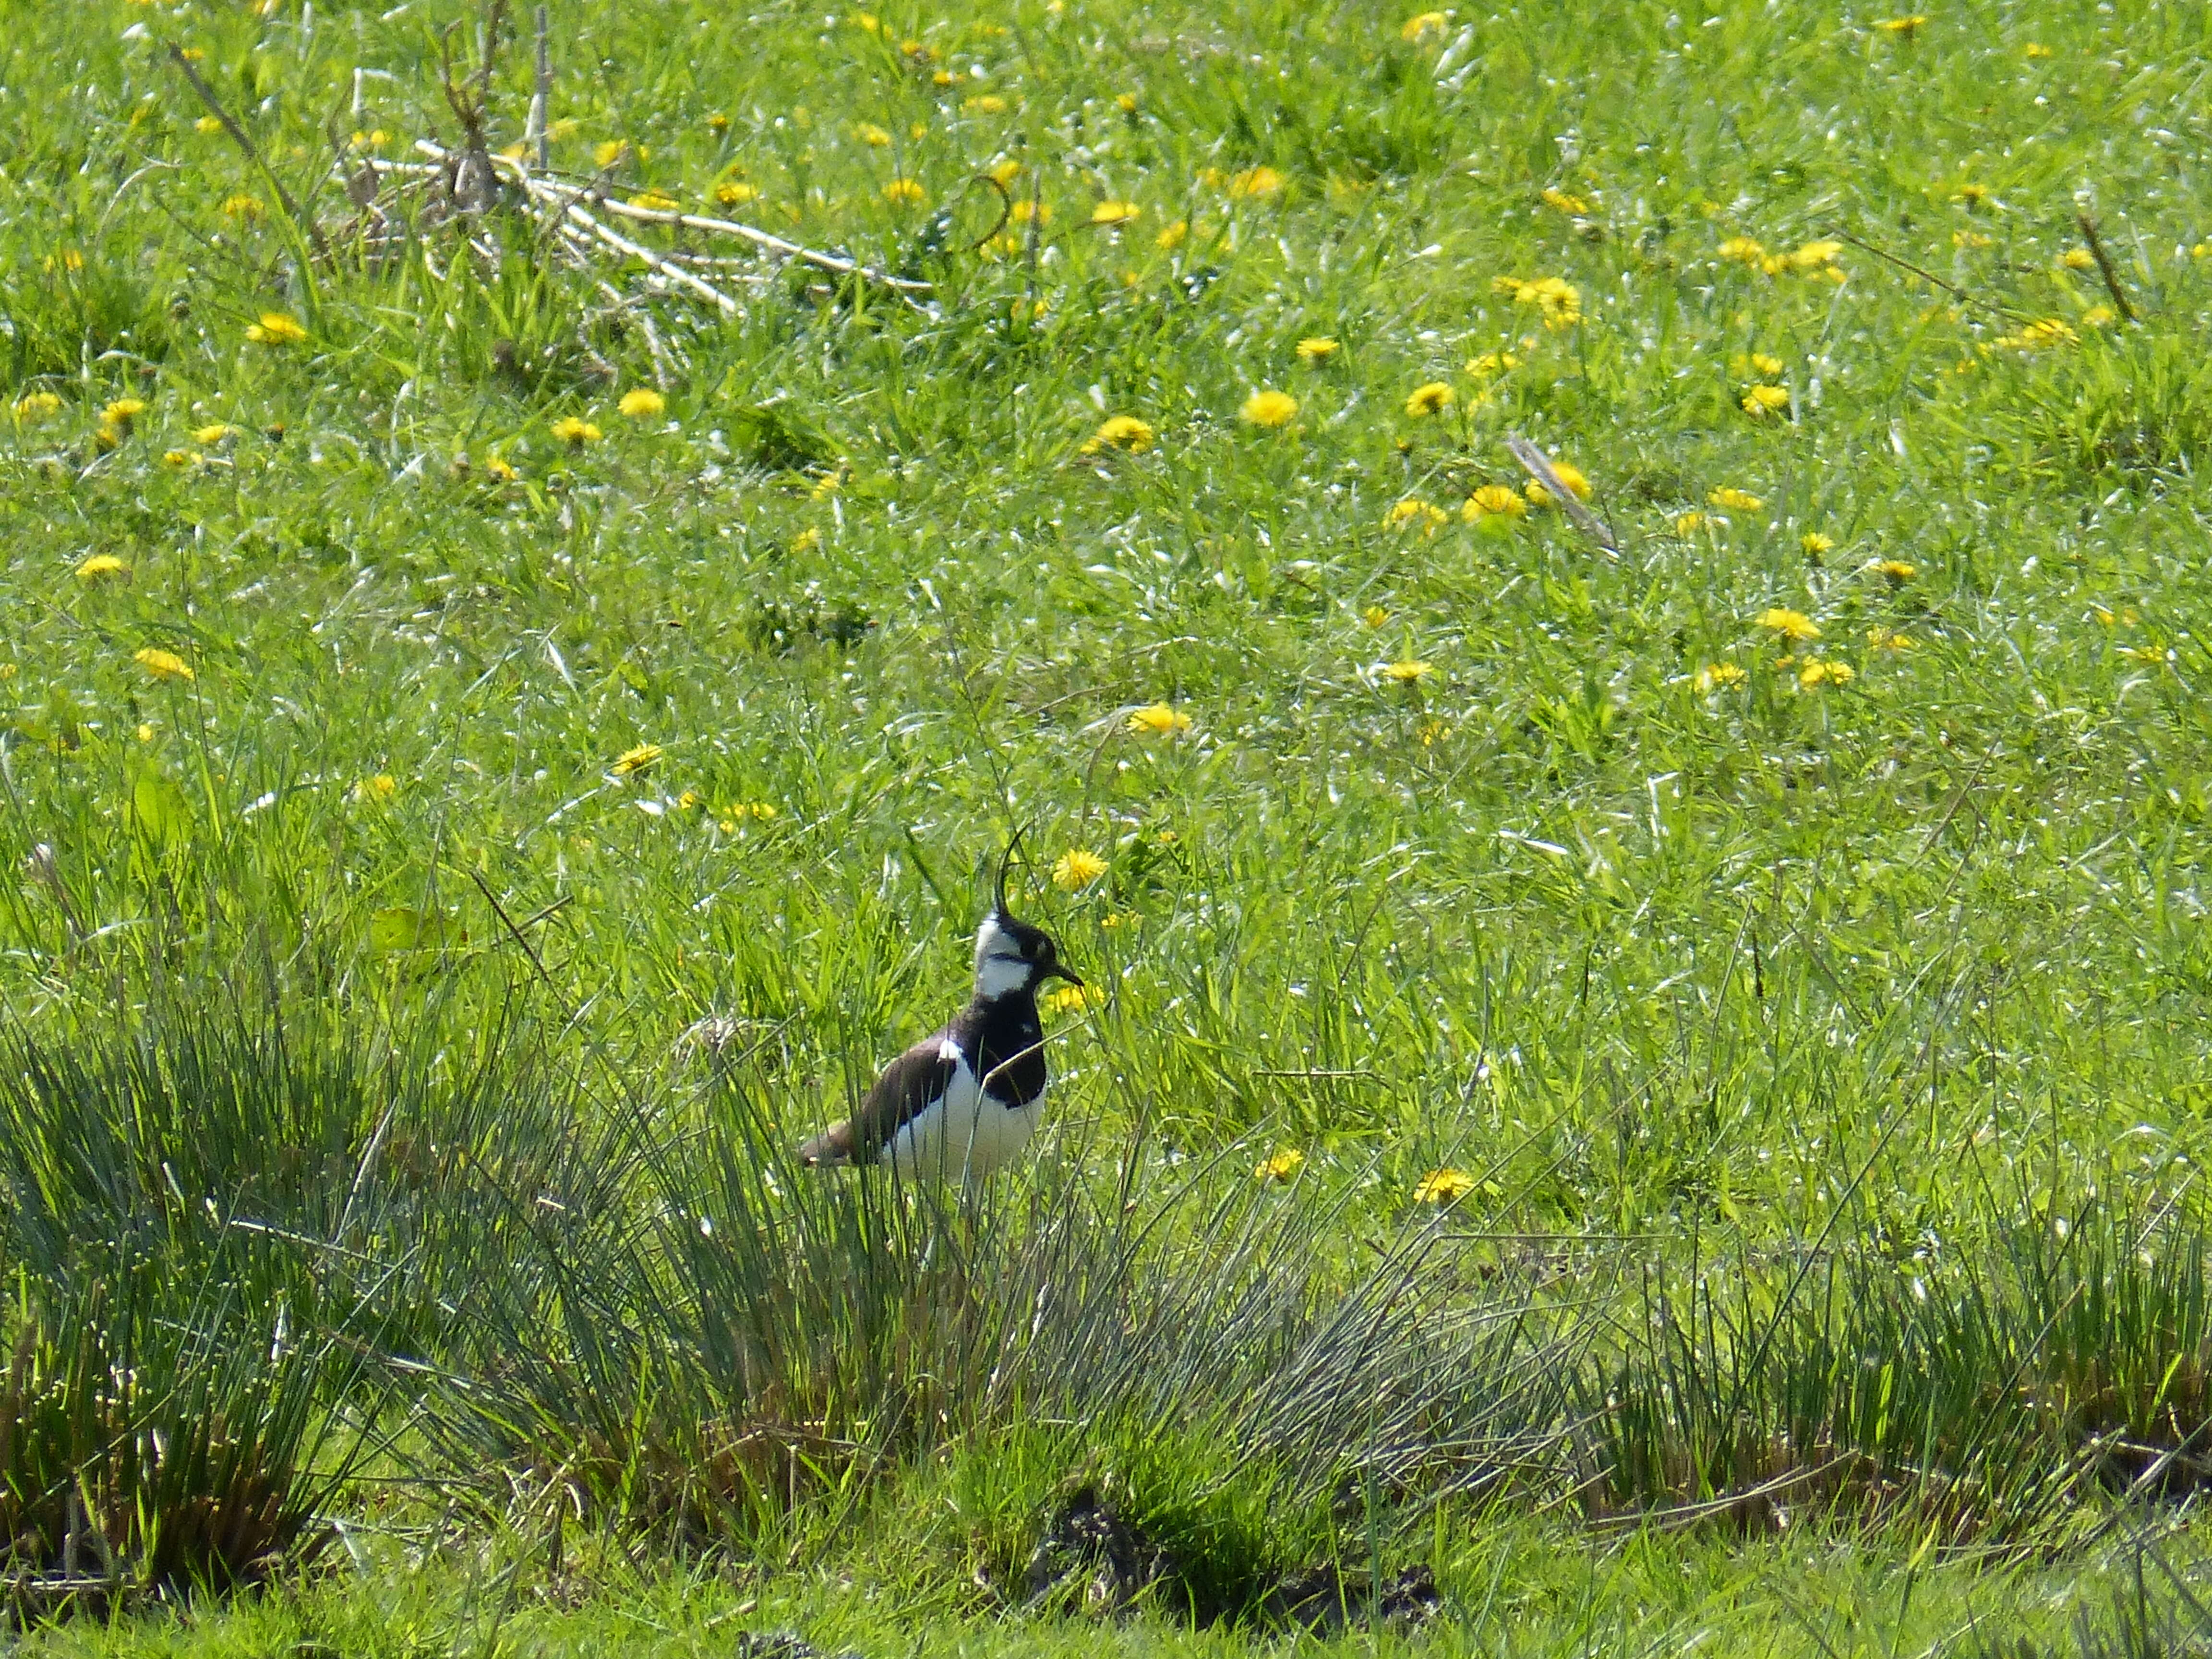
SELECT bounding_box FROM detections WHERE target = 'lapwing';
[799,845,1083,1176]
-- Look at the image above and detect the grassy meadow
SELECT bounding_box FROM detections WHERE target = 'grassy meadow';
[7,0,2212,1649]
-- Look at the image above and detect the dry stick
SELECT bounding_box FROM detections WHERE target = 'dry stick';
[965,170,1014,253]
[1505,434,1618,556]
[422,141,930,298]
[530,183,742,313]
[595,278,675,388]
[165,43,332,264]
[2076,212,2138,323]
[529,4,551,172]
[536,177,932,296]
[1826,228,2027,323]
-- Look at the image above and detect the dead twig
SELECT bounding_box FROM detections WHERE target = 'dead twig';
[528,5,551,172]
[2075,212,2138,323]
[1825,229,2029,322]
[1506,435,1618,557]
[514,163,932,296]
[965,170,1014,253]
[164,43,332,264]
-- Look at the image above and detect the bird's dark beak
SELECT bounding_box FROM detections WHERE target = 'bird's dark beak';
[1044,961,1084,987]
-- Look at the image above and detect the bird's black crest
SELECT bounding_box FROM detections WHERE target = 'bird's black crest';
[994,824,1032,917]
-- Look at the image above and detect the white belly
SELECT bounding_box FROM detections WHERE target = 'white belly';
[883,1049,1045,1177]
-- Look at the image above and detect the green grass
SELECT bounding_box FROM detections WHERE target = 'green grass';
[6,0,2212,1647]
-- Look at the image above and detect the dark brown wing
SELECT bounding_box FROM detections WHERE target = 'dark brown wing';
[797,1034,959,1166]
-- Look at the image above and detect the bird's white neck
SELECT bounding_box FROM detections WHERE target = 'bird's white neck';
[972,914,1032,1000]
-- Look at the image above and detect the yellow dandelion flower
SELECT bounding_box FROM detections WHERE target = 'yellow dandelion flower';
[612,742,663,777]
[1952,182,1989,208]
[13,391,63,421]
[1400,11,1448,41]
[705,112,730,133]
[133,647,193,682]
[1749,352,1784,378]
[1873,558,1917,583]
[2025,42,2052,58]
[1155,218,1189,250]
[1708,487,1764,512]
[1873,15,1928,36]
[856,122,891,147]
[160,449,199,468]
[1789,240,1843,272]
[1718,236,1767,265]
[1091,200,1140,226]
[1229,165,1284,198]
[219,193,264,220]
[1240,388,1298,428]
[1361,605,1389,628]
[192,423,235,445]
[1052,847,1108,890]
[1994,317,2078,351]
[358,773,398,801]
[1540,187,1588,215]
[1114,92,1137,112]
[551,416,602,447]
[1255,1147,1306,1183]
[244,312,308,346]
[1413,1167,1476,1203]
[194,114,223,134]
[1756,607,1821,641]
[1695,662,1748,692]
[1381,659,1433,684]
[963,94,1009,114]
[1866,627,1915,652]
[43,250,84,275]
[75,553,130,583]
[1041,982,1105,1018]
[618,388,666,419]
[1803,531,1836,556]
[103,397,146,426]
[1492,274,1582,329]
[1128,701,1192,735]
[1672,511,1708,534]
[2080,304,2115,328]
[715,180,760,206]
[484,454,518,483]
[592,139,628,168]
[1296,336,1340,363]
[882,177,926,206]
[1465,349,1521,378]
[1083,415,1155,454]
[1800,659,1856,687]
[1387,497,1448,535]
[1404,381,1454,417]
[1464,484,1528,520]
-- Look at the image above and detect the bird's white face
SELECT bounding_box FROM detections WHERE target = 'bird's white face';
[972,913,1035,999]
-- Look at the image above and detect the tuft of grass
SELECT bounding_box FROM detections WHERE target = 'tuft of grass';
[1589,1193,2212,1544]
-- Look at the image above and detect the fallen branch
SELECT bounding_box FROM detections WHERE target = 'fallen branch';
[165,42,332,265]
[2075,212,2138,323]
[1506,434,1618,557]
[490,153,932,296]
[551,192,742,315]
